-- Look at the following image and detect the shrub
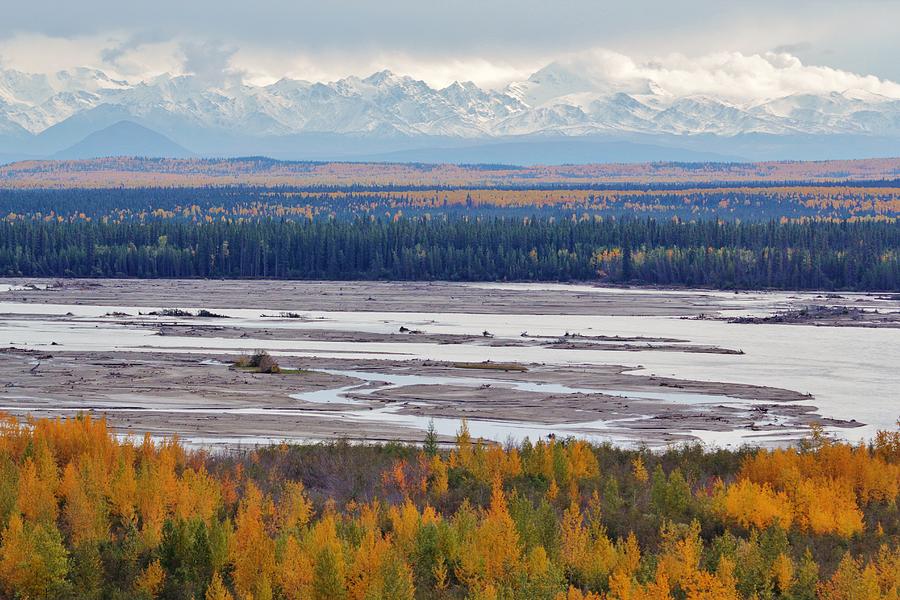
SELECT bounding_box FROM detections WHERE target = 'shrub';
[234,350,280,373]
[256,352,280,374]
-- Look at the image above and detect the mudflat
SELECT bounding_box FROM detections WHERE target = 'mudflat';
[0,278,772,315]
[1,278,893,449]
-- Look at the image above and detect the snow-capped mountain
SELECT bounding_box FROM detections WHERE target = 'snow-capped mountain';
[0,63,898,162]
[0,67,131,134]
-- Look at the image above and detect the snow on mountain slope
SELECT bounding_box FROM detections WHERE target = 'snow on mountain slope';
[508,61,656,108]
[0,68,130,132]
[0,64,898,145]
[750,92,900,135]
[0,110,30,138]
[651,96,787,135]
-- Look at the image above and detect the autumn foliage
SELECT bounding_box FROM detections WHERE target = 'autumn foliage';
[2,156,899,188]
[0,413,896,599]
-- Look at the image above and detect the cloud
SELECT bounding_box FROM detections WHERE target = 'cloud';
[0,34,107,75]
[101,31,170,66]
[234,51,536,90]
[0,0,898,84]
[0,33,181,81]
[554,49,900,102]
[772,42,813,56]
[179,41,242,86]
[0,32,899,103]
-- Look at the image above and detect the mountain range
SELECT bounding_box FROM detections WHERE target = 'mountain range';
[1,64,899,164]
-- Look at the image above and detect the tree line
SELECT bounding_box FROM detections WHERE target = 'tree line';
[1,218,897,290]
[2,184,897,221]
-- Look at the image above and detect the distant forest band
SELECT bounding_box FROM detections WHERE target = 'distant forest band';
[0,218,896,290]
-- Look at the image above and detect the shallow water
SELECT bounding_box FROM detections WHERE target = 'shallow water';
[284,368,791,448]
[290,368,760,410]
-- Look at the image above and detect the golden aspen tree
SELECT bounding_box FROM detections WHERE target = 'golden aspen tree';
[429,455,449,498]
[717,478,793,530]
[468,583,499,600]
[523,545,562,596]
[255,575,274,600]
[384,459,409,497]
[553,586,602,600]
[310,512,347,600]
[275,480,313,533]
[457,480,522,590]
[872,544,900,596]
[0,514,30,593]
[355,500,380,534]
[16,455,58,525]
[528,440,555,480]
[655,521,702,592]
[206,571,235,600]
[348,529,390,599]
[525,545,551,580]
[560,500,591,579]
[135,559,166,598]
[793,477,863,537]
[484,445,510,482]
[175,466,221,523]
[450,419,474,470]
[59,461,108,546]
[231,482,276,600]
[817,553,881,600]
[136,459,167,548]
[388,499,422,558]
[770,552,794,595]
[540,480,558,506]
[0,514,68,600]
[566,440,599,481]
[220,463,243,510]
[433,555,450,591]
[109,450,138,526]
[608,571,674,600]
[615,532,641,579]
[277,534,313,600]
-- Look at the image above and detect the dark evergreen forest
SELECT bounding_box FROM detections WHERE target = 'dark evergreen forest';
[1,218,897,290]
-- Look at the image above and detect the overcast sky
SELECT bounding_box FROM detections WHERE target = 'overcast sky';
[0,0,898,94]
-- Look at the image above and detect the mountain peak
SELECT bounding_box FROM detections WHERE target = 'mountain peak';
[0,63,898,156]
[363,69,399,85]
[53,120,193,159]
[445,80,479,92]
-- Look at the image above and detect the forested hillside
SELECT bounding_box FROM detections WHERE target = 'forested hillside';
[0,414,896,599]
[1,182,898,222]
[1,159,897,290]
